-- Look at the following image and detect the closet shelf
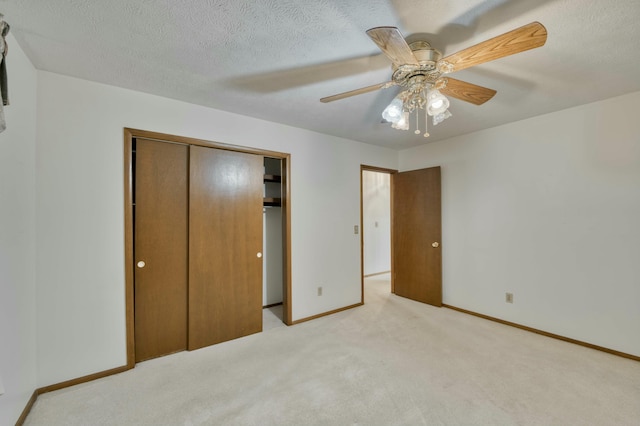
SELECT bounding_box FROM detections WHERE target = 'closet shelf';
[263,174,281,183]
[263,197,281,207]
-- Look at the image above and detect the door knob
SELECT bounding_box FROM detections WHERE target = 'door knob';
[257,252,262,258]
[137,261,146,268]
[432,242,439,248]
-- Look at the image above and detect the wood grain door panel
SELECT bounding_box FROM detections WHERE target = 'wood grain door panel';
[188,146,263,350]
[393,166,442,306]
[134,139,189,362]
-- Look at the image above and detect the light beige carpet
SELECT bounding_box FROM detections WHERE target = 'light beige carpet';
[24,275,640,425]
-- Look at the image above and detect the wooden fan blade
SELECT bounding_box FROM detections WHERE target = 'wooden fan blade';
[440,78,497,105]
[439,22,547,73]
[366,27,419,66]
[320,81,396,103]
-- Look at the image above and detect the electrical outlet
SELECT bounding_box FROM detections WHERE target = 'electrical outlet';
[317,286,323,296]
[354,225,359,234]
[506,292,514,303]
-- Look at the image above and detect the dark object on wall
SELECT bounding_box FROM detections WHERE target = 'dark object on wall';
[0,13,9,133]
[0,14,9,106]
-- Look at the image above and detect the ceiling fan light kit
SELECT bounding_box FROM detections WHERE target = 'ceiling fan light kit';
[382,84,452,137]
[321,22,547,139]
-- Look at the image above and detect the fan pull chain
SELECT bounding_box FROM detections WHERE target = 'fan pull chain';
[424,107,430,138]
[414,109,420,135]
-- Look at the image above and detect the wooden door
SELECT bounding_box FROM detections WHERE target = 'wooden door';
[134,139,189,362]
[188,146,264,350]
[392,166,442,306]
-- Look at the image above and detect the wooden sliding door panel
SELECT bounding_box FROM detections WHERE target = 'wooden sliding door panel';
[134,139,189,362]
[189,146,263,350]
[393,166,442,306]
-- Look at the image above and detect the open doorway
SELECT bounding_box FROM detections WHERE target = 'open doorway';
[360,166,396,302]
[360,164,443,307]
[263,156,287,330]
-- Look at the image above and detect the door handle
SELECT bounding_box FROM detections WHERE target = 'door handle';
[431,242,439,248]
[257,252,262,258]
[137,261,146,268]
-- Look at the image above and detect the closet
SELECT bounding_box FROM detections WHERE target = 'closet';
[130,133,288,363]
[263,157,284,310]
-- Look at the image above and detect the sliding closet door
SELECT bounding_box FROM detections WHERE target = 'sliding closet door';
[134,139,189,362]
[189,146,264,350]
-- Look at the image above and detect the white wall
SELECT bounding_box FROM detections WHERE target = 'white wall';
[0,34,38,425]
[362,170,391,275]
[263,207,283,306]
[399,91,640,357]
[34,71,397,386]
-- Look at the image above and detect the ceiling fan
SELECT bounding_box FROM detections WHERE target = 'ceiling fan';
[321,22,547,137]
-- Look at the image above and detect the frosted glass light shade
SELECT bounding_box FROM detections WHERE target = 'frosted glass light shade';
[382,96,404,123]
[433,109,452,125]
[426,90,449,116]
[392,111,410,130]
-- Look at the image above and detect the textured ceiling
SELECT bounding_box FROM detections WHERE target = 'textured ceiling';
[3,0,640,149]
